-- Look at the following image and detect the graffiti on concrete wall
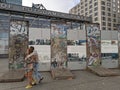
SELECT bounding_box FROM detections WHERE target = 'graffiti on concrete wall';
[9,20,28,70]
[51,21,67,69]
[86,24,101,66]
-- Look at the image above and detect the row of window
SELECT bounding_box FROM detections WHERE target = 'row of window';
[81,2,98,10]
[102,12,116,17]
[102,17,116,22]
[79,0,118,15]
[102,22,117,27]
[102,27,117,30]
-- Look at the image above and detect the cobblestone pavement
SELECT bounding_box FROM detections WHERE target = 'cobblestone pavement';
[1,59,120,90]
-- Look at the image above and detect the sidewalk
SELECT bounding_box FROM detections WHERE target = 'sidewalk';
[1,59,120,90]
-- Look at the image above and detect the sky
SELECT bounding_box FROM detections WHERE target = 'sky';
[22,0,80,13]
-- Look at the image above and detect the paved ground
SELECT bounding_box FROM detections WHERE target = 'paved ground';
[1,58,120,90]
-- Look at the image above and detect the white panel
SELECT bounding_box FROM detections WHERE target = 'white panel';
[101,31,118,40]
[41,28,50,39]
[78,30,86,40]
[67,29,78,40]
[29,28,42,41]
[29,28,50,40]
[67,29,86,40]
[102,60,118,68]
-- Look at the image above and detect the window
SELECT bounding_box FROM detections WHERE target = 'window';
[89,10,92,14]
[89,0,92,4]
[108,18,111,21]
[102,22,106,26]
[101,1,105,5]
[94,17,98,21]
[108,13,111,16]
[102,6,105,10]
[85,3,87,7]
[102,17,106,20]
[81,10,84,13]
[113,19,116,22]
[85,12,88,16]
[94,2,98,6]
[102,27,106,30]
[113,24,116,27]
[94,12,98,16]
[113,14,116,17]
[108,28,111,30]
[89,15,92,17]
[85,8,88,11]
[94,7,98,11]
[107,8,111,11]
[107,3,111,7]
[89,5,92,9]
[108,23,111,26]
[102,11,105,15]
[81,2,83,5]
[81,6,84,9]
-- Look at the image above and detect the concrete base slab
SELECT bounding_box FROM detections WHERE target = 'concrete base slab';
[51,68,74,80]
[87,66,120,77]
[0,69,25,83]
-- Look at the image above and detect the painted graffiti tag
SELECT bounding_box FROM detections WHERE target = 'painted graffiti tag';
[9,20,28,70]
[86,24,101,66]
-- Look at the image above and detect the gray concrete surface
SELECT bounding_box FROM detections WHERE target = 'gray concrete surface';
[0,58,120,90]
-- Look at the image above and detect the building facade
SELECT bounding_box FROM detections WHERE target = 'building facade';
[118,0,120,24]
[69,0,120,30]
[0,0,22,5]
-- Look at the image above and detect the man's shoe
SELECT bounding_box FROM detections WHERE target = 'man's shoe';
[39,77,44,83]
[40,77,44,81]
[32,81,36,85]
[25,84,32,89]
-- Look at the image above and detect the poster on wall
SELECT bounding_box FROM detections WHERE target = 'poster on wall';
[86,24,101,66]
[67,40,86,62]
[51,21,67,69]
[9,20,28,70]
[101,40,118,61]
